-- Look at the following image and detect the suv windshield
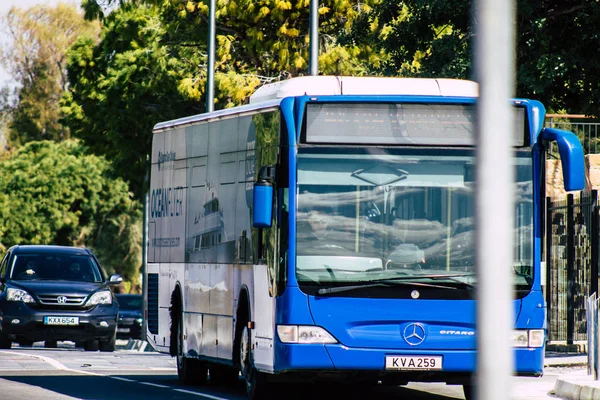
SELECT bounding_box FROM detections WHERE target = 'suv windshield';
[9,254,103,283]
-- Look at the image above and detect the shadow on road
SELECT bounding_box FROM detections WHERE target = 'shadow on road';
[1,374,464,400]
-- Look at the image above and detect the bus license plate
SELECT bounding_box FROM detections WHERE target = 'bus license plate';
[44,316,79,326]
[385,356,443,370]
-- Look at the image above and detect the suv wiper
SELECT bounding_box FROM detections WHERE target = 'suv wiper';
[317,276,474,296]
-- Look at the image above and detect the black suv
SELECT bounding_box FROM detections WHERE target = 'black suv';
[0,245,122,351]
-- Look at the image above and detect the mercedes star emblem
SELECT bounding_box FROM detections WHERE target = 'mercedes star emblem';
[403,323,426,346]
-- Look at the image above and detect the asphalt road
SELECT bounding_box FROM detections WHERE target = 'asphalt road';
[0,341,571,400]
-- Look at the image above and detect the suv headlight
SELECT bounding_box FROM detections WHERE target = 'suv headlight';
[277,325,337,344]
[86,291,113,306]
[6,288,35,303]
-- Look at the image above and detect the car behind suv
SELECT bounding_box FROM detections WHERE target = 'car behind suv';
[0,245,122,351]
[115,294,143,340]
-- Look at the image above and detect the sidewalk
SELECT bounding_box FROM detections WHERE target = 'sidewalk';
[547,351,600,400]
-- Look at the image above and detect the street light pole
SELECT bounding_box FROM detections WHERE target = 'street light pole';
[475,0,516,399]
[309,0,318,76]
[206,0,216,112]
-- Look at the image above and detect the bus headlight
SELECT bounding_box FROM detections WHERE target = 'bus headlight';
[277,325,337,344]
[511,329,544,348]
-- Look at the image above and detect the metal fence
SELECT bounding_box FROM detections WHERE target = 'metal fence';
[546,190,599,343]
[545,114,600,155]
[587,293,599,378]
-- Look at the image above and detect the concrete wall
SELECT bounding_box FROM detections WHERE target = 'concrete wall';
[547,154,600,199]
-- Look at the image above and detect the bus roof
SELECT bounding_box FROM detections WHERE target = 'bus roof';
[249,76,479,104]
[153,76,479,132]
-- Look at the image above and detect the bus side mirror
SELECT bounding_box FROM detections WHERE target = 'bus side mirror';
[253,166,276,228]
[542,128,585,192]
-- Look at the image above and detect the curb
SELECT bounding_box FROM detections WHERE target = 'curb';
[554,378,600,400]
[546,361,589,368]
[123,339,154,352]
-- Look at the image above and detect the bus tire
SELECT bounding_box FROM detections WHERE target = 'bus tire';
[239,324,272,399]
[209,365,239,386]
[463,384,474,400]
[176,304,208,385]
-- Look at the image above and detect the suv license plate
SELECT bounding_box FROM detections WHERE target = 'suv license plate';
[385,356,443,370]
[44,316,79,326]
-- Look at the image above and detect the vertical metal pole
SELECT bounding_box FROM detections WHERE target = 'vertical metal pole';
[592,191,599,298]
[475,0,516,399]
[206,0,216,112]
[309,0,318,76]
[141,185,149,341]
[546,196,553,326]
[567,193,574,345]
[588,293,595,375]
[596,297,600,380]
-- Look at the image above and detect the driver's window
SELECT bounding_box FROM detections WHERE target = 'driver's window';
[0,251,9,280]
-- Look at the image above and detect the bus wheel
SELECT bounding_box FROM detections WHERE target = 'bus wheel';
[176,310,207,385]
[463,384,474,400]
[209,365,240,386]
[240,325,271,399]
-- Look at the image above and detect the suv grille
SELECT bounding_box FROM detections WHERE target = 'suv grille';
[37,294,87,306]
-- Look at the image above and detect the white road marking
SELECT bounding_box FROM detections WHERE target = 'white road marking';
[0,349,231,399]
[108,376,135,383]
[0,350,69,370]
[172,388,230,399]
[139,382,170,388]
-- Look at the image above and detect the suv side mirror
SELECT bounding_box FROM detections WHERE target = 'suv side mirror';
[108,274,123,285]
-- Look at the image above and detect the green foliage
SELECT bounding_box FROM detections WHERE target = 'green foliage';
[0,3,99,147]
[343,0,600,118]
[0,140,142,285]
[342,0,472,78]
[61,3,202,199]
[63,0,382,199]
[9,63,67,146]
[514,1,600,117]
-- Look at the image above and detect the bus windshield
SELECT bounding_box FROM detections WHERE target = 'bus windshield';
[296,148,534,294]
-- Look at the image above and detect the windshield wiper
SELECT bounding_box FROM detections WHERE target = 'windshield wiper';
[316,273,476,296]
[374,273,475,286]
[513,267,533,284]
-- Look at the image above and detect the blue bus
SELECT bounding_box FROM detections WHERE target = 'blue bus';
[145,76,585,399]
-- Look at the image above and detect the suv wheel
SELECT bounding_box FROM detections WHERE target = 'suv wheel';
[0,333,11,349]
[99,330,116,352]
[44,340,58,349]
[84,339,99,351]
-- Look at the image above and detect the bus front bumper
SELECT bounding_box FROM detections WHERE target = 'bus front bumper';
[272,344,543,383]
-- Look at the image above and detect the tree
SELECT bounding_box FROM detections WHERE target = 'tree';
[341,1,473,79]
[64,0,382,198]
[0,140,142,287]
[0,3,99,146]
[61,3,202,199]
[343,0,600,117]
